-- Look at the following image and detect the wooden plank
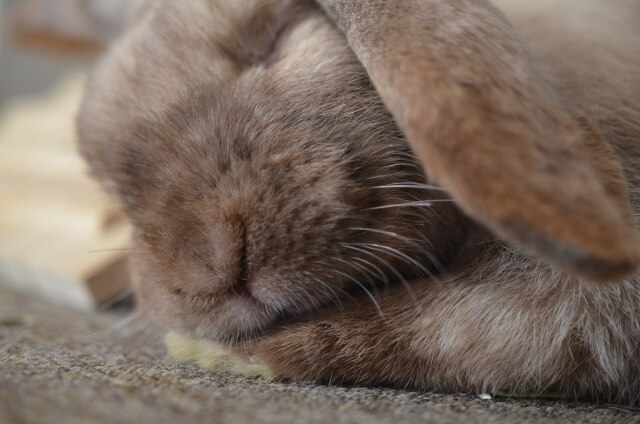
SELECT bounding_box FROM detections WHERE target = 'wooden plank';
[0,73,132,310]
[6,0,132,53]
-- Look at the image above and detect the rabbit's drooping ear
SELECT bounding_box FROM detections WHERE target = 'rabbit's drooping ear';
[315,0,640,282]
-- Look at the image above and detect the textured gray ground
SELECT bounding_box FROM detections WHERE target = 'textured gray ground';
[1,287,639,424]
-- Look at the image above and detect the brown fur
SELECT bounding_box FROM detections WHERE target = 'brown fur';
[77,0,640,405]
[316,0,640,281]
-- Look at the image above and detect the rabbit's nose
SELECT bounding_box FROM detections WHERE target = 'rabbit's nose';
[175,219,249,298]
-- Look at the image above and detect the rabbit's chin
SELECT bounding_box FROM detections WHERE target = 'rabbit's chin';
[172,290,278,341]
[134,274,279,341]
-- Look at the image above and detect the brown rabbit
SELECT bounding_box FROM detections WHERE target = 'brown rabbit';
[77,0,640,405]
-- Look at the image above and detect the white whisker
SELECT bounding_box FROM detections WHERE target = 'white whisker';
[348,226,443,273]
[367,200,454,210]
[365,171,417,181]
[330,268,387,321]
[333,257,378,287]
[348,242,436,281]
[372,183,446,191]
[352,256,389,284]
[340,243,421,308]
[349,227,408,241]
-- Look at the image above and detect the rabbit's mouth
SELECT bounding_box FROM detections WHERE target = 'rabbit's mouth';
[170,285,278,341]
[129,235,278,341]
[153,268,343,341]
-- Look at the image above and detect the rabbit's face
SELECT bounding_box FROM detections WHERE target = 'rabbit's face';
[79,0,467,340]
[87,3,466,341]
[127,56,465,341]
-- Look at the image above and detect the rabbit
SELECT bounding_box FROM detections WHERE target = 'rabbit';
[77,0,640,405]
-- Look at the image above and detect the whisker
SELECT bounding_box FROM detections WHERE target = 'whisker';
[297,284,325,314]
[334,257,377,286]
[366,200,454,211]
[347,242,437,282]
[372,183,446,191]
[349,227,409,241]
[352,256,389,285]
[365,171,418,181]
[301,270,349,309]
[314,261,361,302]
[330,268,387,321]
[311,277,346,310]
[332,257,384,301]
[348,226,444,273]
[340,243,421,308]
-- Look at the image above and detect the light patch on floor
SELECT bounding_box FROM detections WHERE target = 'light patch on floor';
[164,332,275,379]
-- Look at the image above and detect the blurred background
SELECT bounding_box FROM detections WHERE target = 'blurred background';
[1,0,89,101]
[0,0,132,311]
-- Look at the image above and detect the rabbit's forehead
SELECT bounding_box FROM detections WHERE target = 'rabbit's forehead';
[103,0,352,127]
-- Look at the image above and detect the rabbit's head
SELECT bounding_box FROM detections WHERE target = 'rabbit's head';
[79,0,467,339]
[78,0,639,340]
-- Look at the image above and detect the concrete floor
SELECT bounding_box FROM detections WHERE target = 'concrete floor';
[1,288,639,424]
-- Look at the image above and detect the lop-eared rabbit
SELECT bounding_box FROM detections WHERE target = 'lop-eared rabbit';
[77,0,640,405]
